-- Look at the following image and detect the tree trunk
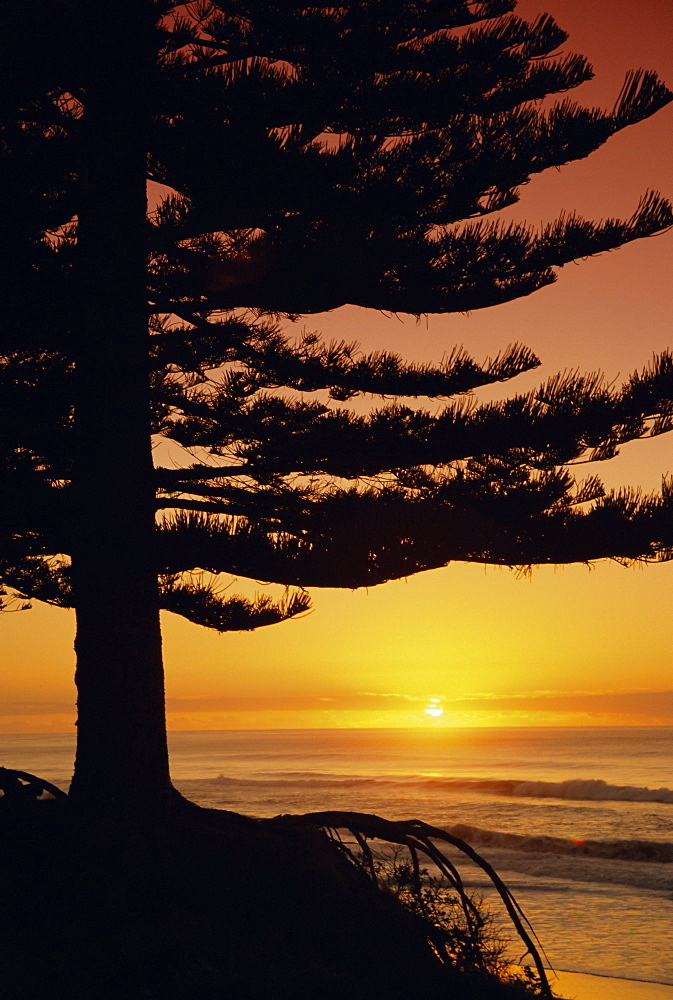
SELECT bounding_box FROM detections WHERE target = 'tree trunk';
[68,3,174,811]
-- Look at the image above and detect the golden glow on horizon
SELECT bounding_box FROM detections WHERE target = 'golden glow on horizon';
[2,556,673,732]
[3,708,673,736]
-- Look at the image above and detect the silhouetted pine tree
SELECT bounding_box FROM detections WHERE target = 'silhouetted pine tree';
[2,0,673,807]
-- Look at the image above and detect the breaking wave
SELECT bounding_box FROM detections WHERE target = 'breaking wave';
[180,773,673,865]
[205,772,673,805]
[446,823,673,864]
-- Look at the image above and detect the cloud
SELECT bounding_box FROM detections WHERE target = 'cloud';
[446,690,673,719]
[162,689,673,722]
[164,692,418,713]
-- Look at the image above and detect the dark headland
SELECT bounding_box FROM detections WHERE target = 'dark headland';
[0,797,551,1000]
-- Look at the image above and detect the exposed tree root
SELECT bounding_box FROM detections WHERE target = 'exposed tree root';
[274,810,553,997]
[0,766,68,801]
[1,774,553,997]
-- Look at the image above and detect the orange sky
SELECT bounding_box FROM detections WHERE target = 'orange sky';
[2,0,672,733]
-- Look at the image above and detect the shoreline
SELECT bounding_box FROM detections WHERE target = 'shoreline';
[552,970,673,1000]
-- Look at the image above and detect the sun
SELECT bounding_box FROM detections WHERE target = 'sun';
[424,699,444,718]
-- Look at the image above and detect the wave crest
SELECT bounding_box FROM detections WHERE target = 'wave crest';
[447,823,673,864]
[205,773,673,805]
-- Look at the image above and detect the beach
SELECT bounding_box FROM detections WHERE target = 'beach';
[553,970,673,1000]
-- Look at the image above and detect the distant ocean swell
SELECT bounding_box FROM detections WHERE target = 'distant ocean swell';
[203,773,673,805]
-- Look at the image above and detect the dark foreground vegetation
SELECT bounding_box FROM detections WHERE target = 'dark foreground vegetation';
[1,796,550,1000]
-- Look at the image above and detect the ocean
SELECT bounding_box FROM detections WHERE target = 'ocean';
[2,726,672,997]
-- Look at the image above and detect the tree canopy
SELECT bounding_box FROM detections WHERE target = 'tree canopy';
[2,1,672,639]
